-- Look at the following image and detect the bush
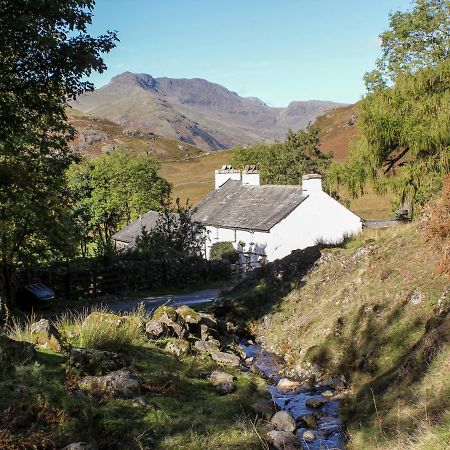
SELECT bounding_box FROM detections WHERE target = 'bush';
[59,307,144,352]
[210,242,239,263]
[422,175,450,276]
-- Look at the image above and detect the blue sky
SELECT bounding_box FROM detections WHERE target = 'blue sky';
[89,0,412,106]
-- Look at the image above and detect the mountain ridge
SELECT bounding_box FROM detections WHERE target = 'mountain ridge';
[72,72,347,150]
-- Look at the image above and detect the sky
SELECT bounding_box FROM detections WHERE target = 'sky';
[88,0,412,106]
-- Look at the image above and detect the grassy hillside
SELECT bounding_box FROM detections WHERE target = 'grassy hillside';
[68,109,205,160]
[315,103,360,161]
[219,224,450,449]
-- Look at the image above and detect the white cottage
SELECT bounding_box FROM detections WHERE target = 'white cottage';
[192,166,362,265]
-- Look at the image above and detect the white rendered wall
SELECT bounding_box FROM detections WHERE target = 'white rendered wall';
[214,171,241,189]
[242,172,260,186]
[266,191,362,260]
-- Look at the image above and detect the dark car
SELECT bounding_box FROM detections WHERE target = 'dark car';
[16,283,56,310]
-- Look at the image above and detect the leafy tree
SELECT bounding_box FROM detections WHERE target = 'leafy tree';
[0,0,117,302]
[332,0,450,214]
[231,126,332,185]
[209,242,239,263]
[67,150,172,254]
[134,198,205,257]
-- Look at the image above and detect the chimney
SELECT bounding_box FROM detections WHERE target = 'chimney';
[242,165,260,186]
[302,173,322,195]
[215,165,241,189]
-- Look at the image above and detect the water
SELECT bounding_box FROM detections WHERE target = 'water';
[240,342,346,449]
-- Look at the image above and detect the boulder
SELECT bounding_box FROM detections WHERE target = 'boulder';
[277,378,301,390]
[251,399,276,420]
[165,340,190,357]
[210,351,241,368]
[61,444,97,450]
[321,390,334,398]
[200,323,219,341]
[208,370,235,384]
[175,305,201,325]
[303,430,316,443]
[194,340,220,353]
[305,397,326,409]
[266,430,302,450]
[159,316,188,339]
[299,415,318,429]
[270,411,297,432]
[30,319,63,351]
[216,382,235,395]
[152,305,177,322]
[145,320,167,339]
[198,313,218,329]
[78,369,141,399]
[69,348,132,376]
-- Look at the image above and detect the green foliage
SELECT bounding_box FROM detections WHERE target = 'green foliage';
[0,0,117,302]
[210,242,239,264]
[366,0,450,89]
[335,0,450,214]
[67,150,172,255]
[134,198,205,257]
[231,126,332,185]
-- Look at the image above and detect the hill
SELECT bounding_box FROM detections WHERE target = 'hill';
[218,222,450,449]
[315,103,360,161]
[71,72,346,150]
[68,108,205,160]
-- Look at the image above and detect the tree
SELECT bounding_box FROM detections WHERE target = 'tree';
[231,126,332,185]
[334,0,450,214]
[134,198,205,257]
[67,150,172,254]
[0,0,117,302]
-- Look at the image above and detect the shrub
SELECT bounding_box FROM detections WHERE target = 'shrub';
[422,175,450,276]
[59,307,144,352]
[210,242,239,263]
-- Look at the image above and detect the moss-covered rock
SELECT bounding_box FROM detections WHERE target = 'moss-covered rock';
[0,334,35,374]
[175,305,201,324]
[152,305,177,322]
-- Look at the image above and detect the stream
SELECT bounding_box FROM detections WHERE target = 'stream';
[240,342,346,450]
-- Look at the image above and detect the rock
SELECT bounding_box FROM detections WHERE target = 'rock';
[267,430,301,450]
[78,369,141,399]
[305,398,326,409]
[159,316,188,339]
[321,389,334,398]
[208,370,235,384]
[198,313,218,329]
[145,320,167,339]
[210,351,241,368]
[175,305,201,324]
[194,340,220,353]
[61,444,97,450]
[200,323,219,341]
[251,399,275,420]
[270,411,297,432]
[69,348,132,376]
[152,305,177,322]
[30,319,63,351]
[165,340,190,357]
[277,378,302,390]
[302,430,316,442]
[228,343,246,359]
[0,335,35,373]
[216,382,235,395]
[299,414,318,429]
[130,396,147,407]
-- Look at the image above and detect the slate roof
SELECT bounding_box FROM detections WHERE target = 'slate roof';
[112,210,174,245]
[192,180,307,232]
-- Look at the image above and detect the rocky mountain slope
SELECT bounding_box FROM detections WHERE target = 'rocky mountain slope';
[71,72,346,150]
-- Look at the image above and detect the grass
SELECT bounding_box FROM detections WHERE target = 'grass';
[0,306,269,449]
[219,223,450,449]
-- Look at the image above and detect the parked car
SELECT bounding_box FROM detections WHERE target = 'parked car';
[16,283,56,310]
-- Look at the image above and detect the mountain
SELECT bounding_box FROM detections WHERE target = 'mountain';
[71,72,347,150]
